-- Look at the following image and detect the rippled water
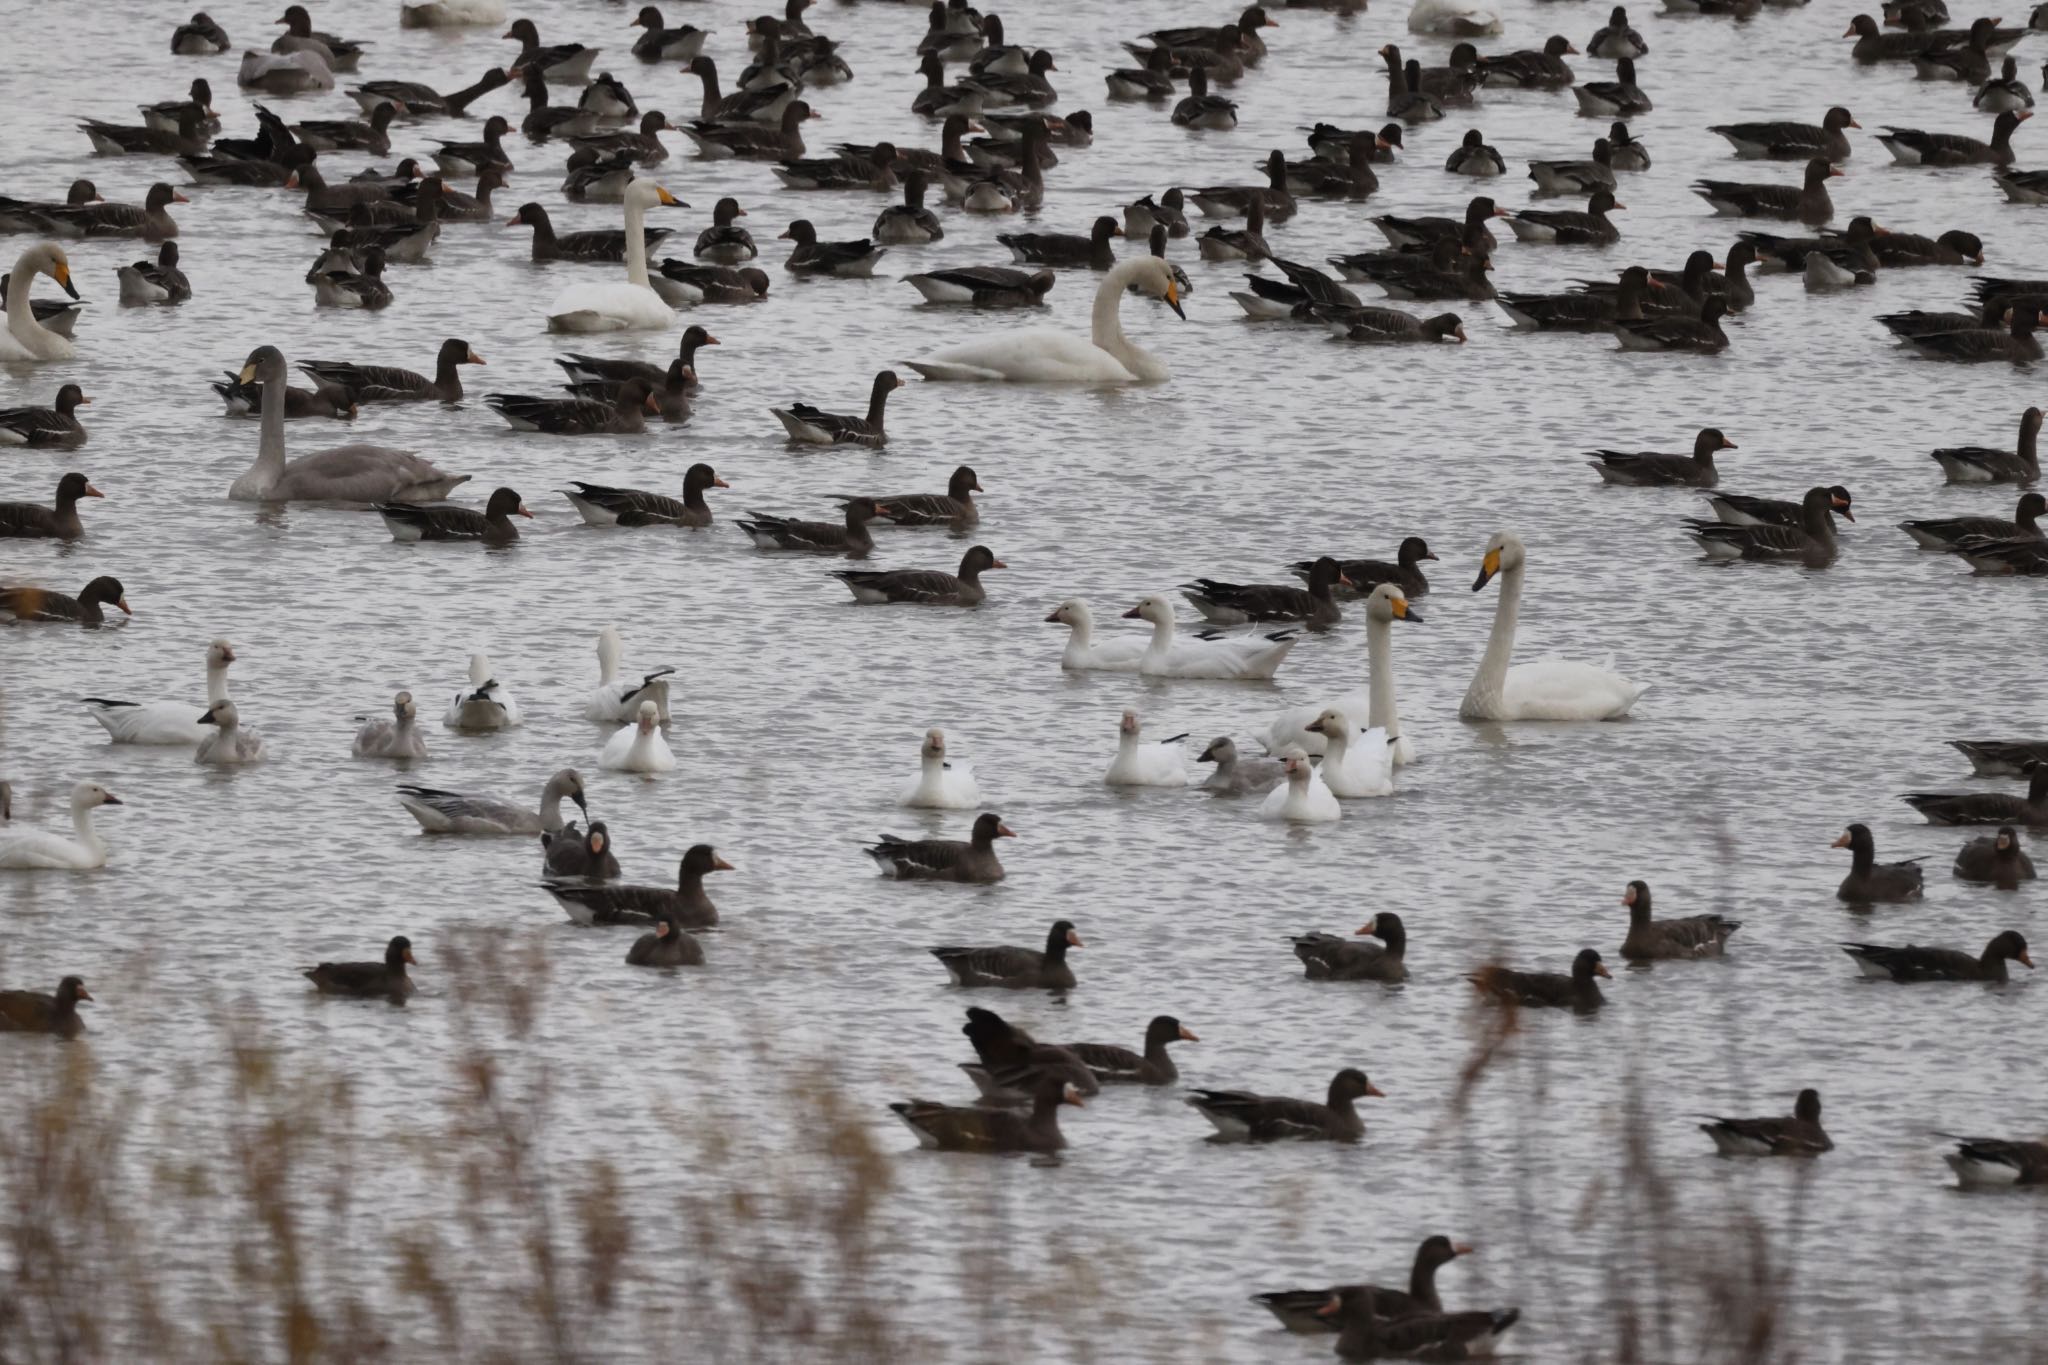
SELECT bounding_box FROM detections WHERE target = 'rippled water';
[2,0,2045,1358]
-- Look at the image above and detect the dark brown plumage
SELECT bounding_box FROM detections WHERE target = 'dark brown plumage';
[1469,947,1610,1012]
[866,812,1012,882]
[0,472,102,540]
[930,919,1082,989]
[547,844,732,929]
[0,976,91,1039]
[1292,912,1409,982]
[1185,1067,1383,1142]
[304,937,415,1002]
[1618,880,1741,960]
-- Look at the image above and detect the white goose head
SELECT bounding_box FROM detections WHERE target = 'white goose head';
[634,699,660,734]
[1122,594,1177,628]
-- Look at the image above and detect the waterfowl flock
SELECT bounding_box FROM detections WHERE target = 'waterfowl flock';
[2,0,2047,1356]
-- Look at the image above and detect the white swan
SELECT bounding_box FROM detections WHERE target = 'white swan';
[585,625,673,723]
[1,244,79,362]
[83,638,236,745]
[1461,531,1649,722]
[907,256,1185,383]
[1104,710,1190,787]
[1126,594,1295,681]
[397,768,586,835]
[547,180,682,333]
[0,783,123,869]
[1408,0,1504,34]
[229,346,468,502]
[401,0,506,27]
[1304,709,1394,798]
[196,700,266,765]
[601,700,676,772]
[899,727,981,808]
[354,691,428,759]
[1046,598,1145,672]
[1260,749,1341,823]
[1258,584,1420,764]
[444,653,521,730]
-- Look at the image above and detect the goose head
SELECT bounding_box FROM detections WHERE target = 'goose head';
[393,691,417,723]
[922,727,947,762]
[198,700,240,730]
[1280,745,1312,782]
[71,782,122,813]
[547,768,589,817]
[1304,708,1351,742]
[633,699,660,733]
[1198,736,1237,765]
[1121,593,1176,627]
[1118,709,1142,738]
[1472,531,1525,591]
[208,638,237,667]
[1365,582,1422,624]
[1044,598,1093,629]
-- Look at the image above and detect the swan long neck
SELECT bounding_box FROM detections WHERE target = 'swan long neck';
[6,255,43,342]
[1367,612,1399,739]
[623,192,651,288]
[257,359,288,476]
[1090,259,1145,360]
[1463,562,1523,716]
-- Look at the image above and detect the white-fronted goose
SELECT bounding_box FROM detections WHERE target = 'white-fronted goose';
[1574,57,1651,116]
[518,65,601,142]
[302,339,484,405]
[1946,533,2048,575]
[1712,106,1858,161]
[1320,1291,1520,1359]
[558,323,715,395]
[396,769,586,835]
[1901,492,2046,548]
[1616,296,1731,353]
[0,976,91,1038]
[1292,912,1409,982]
[1183,556,1348,627]
[549,844,731,928]
[913,49,985,116]
[1271,136,1381,200]
[867,813,1012,882]
[0,179,102,236]
[1589,4,1647,55]
[1913,15,2002,80]
[1186,1068,1382,1142]
[891,1074,1083,1154]
[1607,120,1652,170]
[872,176,944,245]
[1062,1016,1197,1085]
[1903,767,2048,826]
[561,357,689,424]
[580,73,637,121]
[625,915,705,967]
[686,100,812,160]
[1199,197,1269,263]
[1879,111,2030,166]
[0,473,101,540]
[1704,484,1852,528]
[1000,215,1121,268]
[172,11,231,54]
[294,105,400,157]
[738,499,884,556]
[631,6,706,63]
[1324,306,1467,345]
[1498,264,1660,331]
[1476,35,1578,88]
[348,67,512,117]
[1905,307,2044,363]
[504,17,597,84]
[845,464,981,527]
[776,142,900,193]
[906,264,1053,308]
[834,544,1005,605]
[1372,196,1506,254]
[1172,66,1238,129]
[1843,931,2033,982]
[566,112,675,174]
[353,691,427,759]
[305,936,414,1002]
[1253,1236,1472,1334]
[1832,822,1926,902]
[1371,249,1493,302]
[1190,150,1297,220]
[1956,827,2037,885]
[430,116,514,177]
[377,487,529,544]
[1125,188,1191,240]
[1977,57,2035,111]
[958,1007,1101,1106]
[1589,428,1735,487]
[1291,538,1436,598]
[1619,881,1740,960]
[44,183,185,241]
[1951,740,2048,776]
[1446,128,1505,176]
[963,48,1059,108]
[511,202,672,263]
[274,5,365,70]
[695,198,755,261]
[118,241,190,305]
[0,386,89,448]
[79,107,208,158]
[771,370,901,447]
[1700,1089,1832,1156]
[563,464,726,528]
[311,245,392,310]
[780,218,886,276]
[1381,46,1444,123]
[1868,228,1982,268]
[1469,948,1609,1012]
[562,151,637,204]
[931,919,1082,989]
[1695,158,1837,222]
[1687,485,1845,565]
[1508,190,1625,245]
[487,381,656,435]
[1944,1135,2048,1185]
[0,576,129,625]
[1108,45,1178,100]
[685,55,798,126]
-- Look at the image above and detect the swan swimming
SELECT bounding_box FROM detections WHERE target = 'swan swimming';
[1258,584,1421,764]
[229,346,468,503]
[1460,531,1648,722]
[1,244,80,362]
[907,256,1184,383]
[546,180,682,333]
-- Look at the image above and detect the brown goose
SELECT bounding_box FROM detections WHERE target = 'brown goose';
[300,339,485,405]
[737,497,884,555]
[0,576,130,625]
[1197,196,1269,263]
[1469,948,1609,1012]
[779,218,887,276]
[1900,492,2046,549]
[833,544,1006,605]
[1943,1134,2048,1185]
[45,182,187,240]
[1506,189,1626,246]
[562,358,692,425]
[1381,46,1445,123]
[377,486,530,543]
[842,464,981,528]
[891,1073,1083,1154]
[1182,556,1349,628]
[511,201,674,264]
[1902,767,2048,826]
[1475,35,1580,89]
[0,385,90,448]
[1712,106,1859,161]
[1498,263,1662,331]
[0,976,91,1039]
[958,1006,1101,1104]
[1371,195,1507,253]
[1589,428,1735,486]
[1618,881,1740,960]
[1879,110,2031,167]
[1318,1289,1520,1360]
[1189,150,1297,221]
[1951,740,2048,776]
[172,11,231,54]
[347,67,513,117]
[1700,1088,1833,1156]
[1588,4,1648,58]
[1060,1016,1197,1085]
[1832,822,1925,903]
[771,370,901,447]
[304,936,415,1001]
[1616,296,1731,354]
[0,472,102,540]
[1292,538,1436,598]
[1905,306,2045,363]
[1253,1236,1474,1334]
[625,915,706,967]
[428,116,514,178]
[486,380,657,435]
[504,17,596,84]
[548,844,731,928]
[1573,57,1652,117]
[541,821,620,880]
[562,463,726,528]
[999,215,1122,269]
[930,919,1083,989]
[1186,1068,1382,1142]
[1687,485,1846,566]
[559,324,716,394]
[1955,826,2037,886]
[865,811,1012,882]
[1694,158,1839,223]
[1291,911,1409,982]
[656,260,772,303]
[79,106,208,158]
[1842,931,2033,982]
[685,100,815,160]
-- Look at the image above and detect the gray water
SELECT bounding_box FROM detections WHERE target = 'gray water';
[2,0,2045,1358]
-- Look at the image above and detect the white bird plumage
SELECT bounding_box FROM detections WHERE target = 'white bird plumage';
[601,699,676,772]
[1258,584,1420,764]
[1460,531,1649,722]
[444,653,521,730]
[0,783,122,870]
[899,728,981,808]
[1407,0,1504,34]
[2,244,80,362]
[84,638,236,745]
[353,691,428,759]
[1104,710,1190,787]
[1304,708,1394,798]
[1260,748,1341,823]
[907,256,1185,383]
[585,625,673,723]
[1046,598,1145,672]
[195,700,266,765]
[547,180,681,333]
[1125,594,1295,680]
